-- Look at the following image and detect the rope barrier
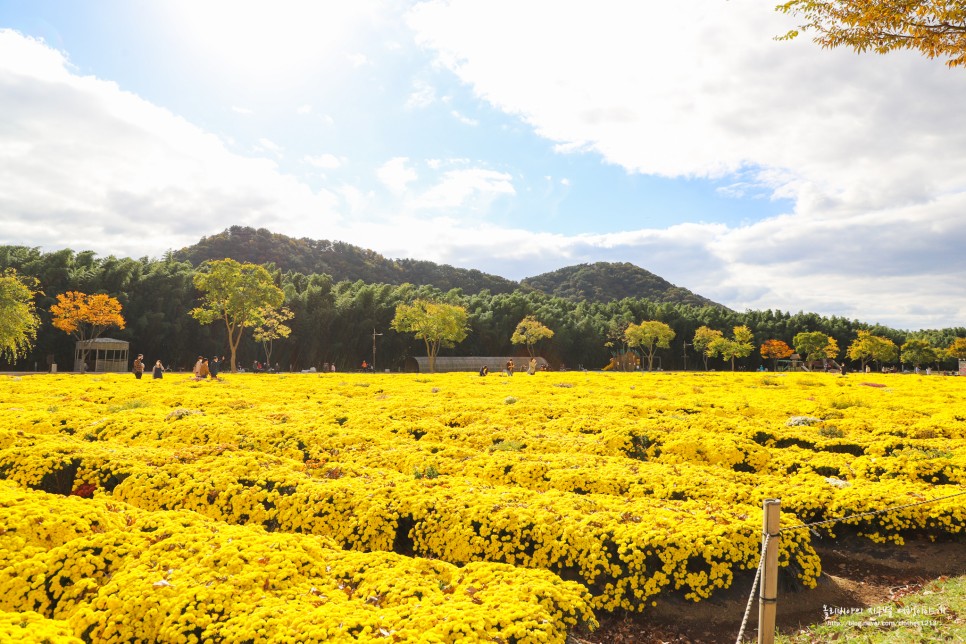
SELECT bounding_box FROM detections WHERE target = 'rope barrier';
[734,533,769,644]
[779,489,966,535]
[733,488,964,643]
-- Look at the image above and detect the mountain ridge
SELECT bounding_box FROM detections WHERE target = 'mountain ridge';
[173,226,727,308]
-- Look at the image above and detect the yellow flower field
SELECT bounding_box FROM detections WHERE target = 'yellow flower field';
[1,371,963,642]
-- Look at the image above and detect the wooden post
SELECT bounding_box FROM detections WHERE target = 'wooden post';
[758,498,780,644]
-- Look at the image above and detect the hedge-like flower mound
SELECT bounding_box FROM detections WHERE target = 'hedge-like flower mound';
[1,371,963,640]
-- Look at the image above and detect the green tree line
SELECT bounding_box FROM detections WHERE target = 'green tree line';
[2,245,963,373]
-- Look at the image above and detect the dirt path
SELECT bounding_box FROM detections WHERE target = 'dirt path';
[570,537,966,644]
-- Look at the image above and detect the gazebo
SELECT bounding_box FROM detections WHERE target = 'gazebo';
[74,338,130,373]
[403,356,549,374]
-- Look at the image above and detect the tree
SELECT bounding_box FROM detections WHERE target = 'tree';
[847,331,898,372]
[710,325,755,372]
[604,318,632,370]
[510,315,554,358]
[793,331,838,366]
[947,337,966,361]
[625,320,675,371]
[760,339,794,372]
[901,338,940,369]
[50,291,125,369]
[190,259,284,373]
[777,1,966,68]
[252,306,293,368]
[0,269,41,363]
[693,326,723,371]
[391,299,469,373]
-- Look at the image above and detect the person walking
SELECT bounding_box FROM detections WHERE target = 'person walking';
[152,360,165,379]
[210,356,221,379]
[132,354,145,379]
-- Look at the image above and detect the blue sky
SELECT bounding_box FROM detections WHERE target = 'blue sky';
[1,0,965,330]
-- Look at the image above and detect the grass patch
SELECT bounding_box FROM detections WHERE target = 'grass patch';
[775,574,964,643]
[490,440,525,453]
[107,399,150,413]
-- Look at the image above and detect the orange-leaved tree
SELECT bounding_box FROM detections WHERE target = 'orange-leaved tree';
[760,339,794,372]
[50,291,126,369]
[777,1,966,68]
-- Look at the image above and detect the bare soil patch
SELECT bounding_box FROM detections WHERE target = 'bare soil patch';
[570,537,966,644]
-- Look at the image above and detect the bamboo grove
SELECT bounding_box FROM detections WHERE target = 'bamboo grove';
[1,245,963,374]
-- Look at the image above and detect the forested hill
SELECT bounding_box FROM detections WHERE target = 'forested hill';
[522,262,726,309]
[172,226,517,295]
[175,227,725,308]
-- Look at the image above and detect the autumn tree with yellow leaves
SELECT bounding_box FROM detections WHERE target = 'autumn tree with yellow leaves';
[846,330,898,372]
[511,315,554,358]
[190,259,284,374]
[0,269,41,363]
[391,299,469,374]
[778,1,966,67]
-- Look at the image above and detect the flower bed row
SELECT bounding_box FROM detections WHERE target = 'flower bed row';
[1,371,964,640]
[0,434,818,609]
[0,480,594,643]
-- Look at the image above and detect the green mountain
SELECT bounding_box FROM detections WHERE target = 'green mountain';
[521,262,725,308]
[174,227,725,307]
[172,226,517,295]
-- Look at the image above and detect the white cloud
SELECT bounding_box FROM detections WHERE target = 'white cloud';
[231,105,253,115]
[451,110,478,126]
[376,157,418,193]
[412,168,514,211]
[401,0,966,328]
[407,0,966,209]
[296,104,312,114]
[346,53,369,67]
[406,79,436,109]
[338,185,373,214]
[255,138,284,157]
[3,14,965,331]
[0,29,340,258]
[304,153,343,170]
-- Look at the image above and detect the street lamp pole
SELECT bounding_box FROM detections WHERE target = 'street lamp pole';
[372,328,383,371]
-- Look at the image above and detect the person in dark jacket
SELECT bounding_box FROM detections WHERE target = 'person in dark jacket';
[132,355,144,379]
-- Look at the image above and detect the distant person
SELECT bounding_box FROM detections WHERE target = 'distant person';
[200,359,210,379]
[193,356,204,379]
[506,359,514,376]
[152,360,165,379]
[479,365,489,377]
[132,354,145,379]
